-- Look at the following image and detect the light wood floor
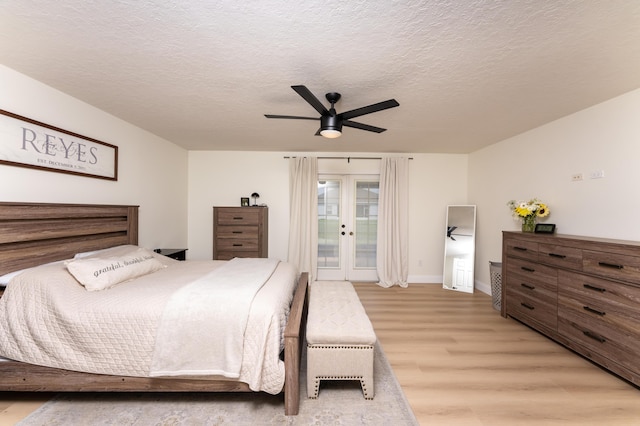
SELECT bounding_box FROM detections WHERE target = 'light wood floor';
[1,284,639,425]
[353,283,640,426]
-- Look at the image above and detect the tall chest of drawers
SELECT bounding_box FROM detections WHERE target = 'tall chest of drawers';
[502,231,640,386]
[213,207,268,260]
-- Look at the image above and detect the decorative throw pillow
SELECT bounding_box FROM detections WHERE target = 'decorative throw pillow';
[66,247,166,291]
[73,244,139,259]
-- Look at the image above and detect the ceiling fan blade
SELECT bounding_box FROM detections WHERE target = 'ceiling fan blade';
[291,85,329,116]
[343,120,387,133]
[340,99,399,120]
[264,114,318,120]
[315,128,322,136]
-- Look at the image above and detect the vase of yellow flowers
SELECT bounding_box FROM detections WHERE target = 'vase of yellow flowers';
[507,199,550,232]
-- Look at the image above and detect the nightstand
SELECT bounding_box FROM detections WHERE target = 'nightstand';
[154,248,188,261]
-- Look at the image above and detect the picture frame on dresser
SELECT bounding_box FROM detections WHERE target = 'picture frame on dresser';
[241,197,250,207]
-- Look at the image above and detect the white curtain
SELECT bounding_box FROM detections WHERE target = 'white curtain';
[287,157,318,282]
[376,157,409,288]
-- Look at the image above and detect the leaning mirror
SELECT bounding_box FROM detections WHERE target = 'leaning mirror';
[443,205,476,293]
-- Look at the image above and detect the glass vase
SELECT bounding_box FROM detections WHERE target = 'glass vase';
[522,216,536,232]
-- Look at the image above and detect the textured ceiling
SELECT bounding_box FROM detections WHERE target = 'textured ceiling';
[1,1,639,153]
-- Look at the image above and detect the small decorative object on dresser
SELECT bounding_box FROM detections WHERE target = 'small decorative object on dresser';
[241,197,250,207]
[154,248,188,261]
[534,223,556,234]
[507,198,550,232]
[502,231,640,387]
[251,192,260,206]
[213,206,268,260]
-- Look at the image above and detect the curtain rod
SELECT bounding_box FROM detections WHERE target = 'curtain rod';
[283,156,413,163]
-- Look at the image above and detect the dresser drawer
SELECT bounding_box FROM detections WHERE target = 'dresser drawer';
[558,270,640,312]
[216,209,262,225]
[558,270,640,373]
[557,314,639,375]
[538,243,582,270]
[506,258,557,290]
[216,239,259,252]
[506,291,557,331]
[583,250,640,285]
[215,225,259,239]
[505,238,538,261]
[506,275,556,307]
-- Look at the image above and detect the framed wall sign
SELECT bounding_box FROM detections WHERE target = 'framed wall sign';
[0,109,118,181]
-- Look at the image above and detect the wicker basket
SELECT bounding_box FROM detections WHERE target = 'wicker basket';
[489,261,502,311]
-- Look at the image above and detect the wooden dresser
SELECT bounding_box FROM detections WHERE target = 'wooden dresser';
[213,207,268,260]
[502,231,640,386]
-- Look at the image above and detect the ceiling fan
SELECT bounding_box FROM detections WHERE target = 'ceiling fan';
[264,85,399,139]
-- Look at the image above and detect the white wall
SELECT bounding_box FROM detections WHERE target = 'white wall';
[0,65,189,249]
[7,63,638,294]
[469,88,640,294]
[187,152,468,283]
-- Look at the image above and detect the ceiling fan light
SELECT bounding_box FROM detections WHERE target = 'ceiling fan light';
[320,129,342,138]
[320,114,342,138]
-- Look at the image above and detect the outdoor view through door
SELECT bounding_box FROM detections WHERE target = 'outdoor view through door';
[317,175,379,281]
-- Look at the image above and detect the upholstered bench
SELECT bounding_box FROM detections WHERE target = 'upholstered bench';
[306,281,377,399]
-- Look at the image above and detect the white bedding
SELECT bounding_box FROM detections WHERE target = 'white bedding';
[0,252,298,394]
[150,257,279,379]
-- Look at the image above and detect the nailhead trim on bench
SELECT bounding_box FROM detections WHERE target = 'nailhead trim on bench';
[307,345,374,350]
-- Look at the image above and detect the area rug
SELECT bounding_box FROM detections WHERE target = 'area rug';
[18,342,418,425]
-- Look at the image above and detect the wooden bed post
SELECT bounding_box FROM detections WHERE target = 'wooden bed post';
[283,272,309,415]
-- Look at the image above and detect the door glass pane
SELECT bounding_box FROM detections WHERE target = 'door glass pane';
[317,180,340,268]
[354,181,378,268]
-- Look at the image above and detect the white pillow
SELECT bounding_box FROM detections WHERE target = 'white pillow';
[0,260,66,286]
[0,269,22,286]
[66,247,166,291]
[74,245,139,259]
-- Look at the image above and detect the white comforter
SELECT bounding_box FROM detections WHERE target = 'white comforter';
[0,256,298,394]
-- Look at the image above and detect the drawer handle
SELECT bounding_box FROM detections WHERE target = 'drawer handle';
[233,216,244,220]
[232,231,243,234]
[520,283,535,290]
[583,306,606,316]
[233,244,243,247]
[583,283,606,293]
[520,266,535,272]
[548,253,566,259]
[598,261,623,270]
[521,302,535,310]
[583,330,606,343]
[513,246,528,252]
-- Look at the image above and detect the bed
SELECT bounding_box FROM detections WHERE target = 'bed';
[0,201,309,416]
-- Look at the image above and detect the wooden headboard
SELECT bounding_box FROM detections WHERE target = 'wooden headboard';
[0,202,139,276]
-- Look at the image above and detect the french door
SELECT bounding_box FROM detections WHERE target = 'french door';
[317,174,379,281]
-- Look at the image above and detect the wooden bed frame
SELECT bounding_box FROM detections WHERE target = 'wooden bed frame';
[0,201,309,416]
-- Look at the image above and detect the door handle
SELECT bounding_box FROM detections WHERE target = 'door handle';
[341,231,346,235]
[349,232,354,236]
